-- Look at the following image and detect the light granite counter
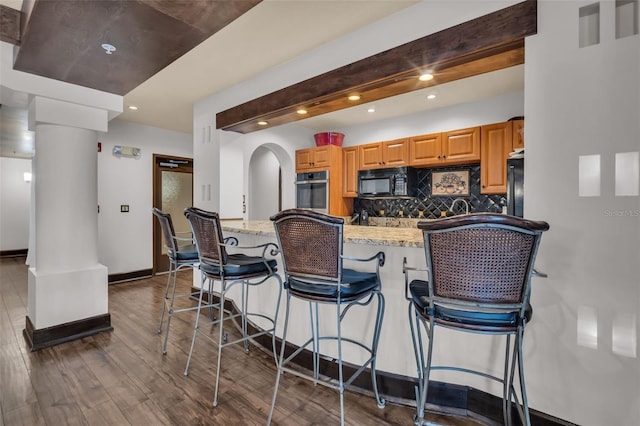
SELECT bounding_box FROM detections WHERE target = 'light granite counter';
[220,219,425,248]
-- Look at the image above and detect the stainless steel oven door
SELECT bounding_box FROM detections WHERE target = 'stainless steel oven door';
[295,170,329,213]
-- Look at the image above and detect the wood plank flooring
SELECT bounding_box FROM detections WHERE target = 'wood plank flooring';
[0,257,486,425]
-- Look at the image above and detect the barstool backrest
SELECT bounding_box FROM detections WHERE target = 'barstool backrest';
[271,209,344,282]
[418,213,549,313]
[184,207,228,266]
[152,208,179,254]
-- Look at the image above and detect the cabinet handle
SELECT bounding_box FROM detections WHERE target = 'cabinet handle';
[437,155,441,159]
[442,155,447,158]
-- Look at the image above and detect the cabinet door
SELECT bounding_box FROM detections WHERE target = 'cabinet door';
[443,126,480,165]
[481,122,512,194]
[359,143,383,169]
[382,138,409,167]
[312,146,332,168]
[342,146,359,197]
[512,119,524,150]
[296,148,314,171]
[409,133,442,166]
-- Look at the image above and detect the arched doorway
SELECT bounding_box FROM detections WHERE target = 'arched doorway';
[248,146,281,220]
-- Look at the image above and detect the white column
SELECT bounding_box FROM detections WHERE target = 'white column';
[27,97,109,330]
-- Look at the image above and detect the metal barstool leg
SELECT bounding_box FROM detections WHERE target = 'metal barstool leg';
[184,273,207,376]
[242,282,250,352]
[270,276,283,367]
[157,261,174,334]
[309,302,319,383]
[162,263,181,354]
[415,317,435,426]
[409,303,427,424]
[370,291,386,408]
[267,292,291,425]
[336,299,345,426]
[212,281,227,407]
[503,334,512,426]
[517,326,531,426]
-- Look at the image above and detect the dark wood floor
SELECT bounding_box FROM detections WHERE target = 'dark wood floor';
[0,256,486,426]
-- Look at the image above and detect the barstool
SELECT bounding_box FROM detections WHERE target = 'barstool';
[151,208,200,354]
[269,208,386,426]
[403,213,549,425]
[183,207,282,408]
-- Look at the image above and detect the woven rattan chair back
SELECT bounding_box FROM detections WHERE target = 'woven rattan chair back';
[419,213,549,308]
[152,208,179,254]
[427,227,534,304]
[272,209,343,280]
[184,207,227,266]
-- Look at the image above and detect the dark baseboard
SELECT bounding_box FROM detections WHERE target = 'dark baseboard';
[0,249,28,258]
[108,268,153,284]
[192,288,575,426]
[23,314,113,351]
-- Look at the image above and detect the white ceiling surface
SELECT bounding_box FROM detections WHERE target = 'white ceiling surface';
[118,0,421,134]
[0,0,524,158]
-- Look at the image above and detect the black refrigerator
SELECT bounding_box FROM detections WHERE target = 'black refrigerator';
[506,157,524,217]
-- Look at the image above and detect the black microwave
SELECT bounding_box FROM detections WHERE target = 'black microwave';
[358,167,419,197]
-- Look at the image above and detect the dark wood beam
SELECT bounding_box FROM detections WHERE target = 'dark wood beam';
[0,4,21,45]
[217,0,537,134]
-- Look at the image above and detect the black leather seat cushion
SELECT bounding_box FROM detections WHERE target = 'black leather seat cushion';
[409,280,532,328]
[288,268,378,300]
[168,244,199,261]
[199,253,277,277]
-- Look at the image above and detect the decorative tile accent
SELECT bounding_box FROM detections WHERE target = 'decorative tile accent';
[354,165,506,220]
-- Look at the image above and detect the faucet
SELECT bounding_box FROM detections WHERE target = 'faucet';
[449,198,470,215]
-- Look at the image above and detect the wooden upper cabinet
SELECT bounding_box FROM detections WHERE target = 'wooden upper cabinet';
[480,121,513,194]
[409,127,479,167]
[409,133,442,166]
[342,146,358,197]
[442,126,480,165]
[359,138,409,170]
[512,119,524,150]
[295,145,339,171]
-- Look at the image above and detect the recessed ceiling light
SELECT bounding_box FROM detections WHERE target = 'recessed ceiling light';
[297,109,308,115]
[101,43,116,54]
[427,94,437,100]
[128,105,138,110]
[257,120,268,126]
[348,94,361,101]
[419,72,434,81]
[367,107,376,113]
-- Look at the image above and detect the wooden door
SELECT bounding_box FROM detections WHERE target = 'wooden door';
[153,155,193,274]
[359,142,383,169]
[512,119,524,150]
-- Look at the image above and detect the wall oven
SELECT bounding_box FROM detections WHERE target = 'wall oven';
[295,170,329,213]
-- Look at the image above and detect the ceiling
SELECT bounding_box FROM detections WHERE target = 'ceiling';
[0,0,524,159]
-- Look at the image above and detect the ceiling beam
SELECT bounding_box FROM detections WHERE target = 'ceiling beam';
[217,0,537,134]
[0,4,21,45]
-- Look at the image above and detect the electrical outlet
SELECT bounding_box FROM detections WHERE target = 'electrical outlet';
[120,205,129,212]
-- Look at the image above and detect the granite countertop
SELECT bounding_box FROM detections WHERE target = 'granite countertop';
[220,219,425,248]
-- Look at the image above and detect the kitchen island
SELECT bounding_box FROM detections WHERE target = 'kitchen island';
[217,219,521,411]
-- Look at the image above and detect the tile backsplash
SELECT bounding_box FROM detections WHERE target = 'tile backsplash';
[354,165,506,220]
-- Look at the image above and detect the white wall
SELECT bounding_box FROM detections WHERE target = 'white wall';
[0,157,31,250]
[524,1,640,425]
[97,119,192,274]
[191,1,640,424]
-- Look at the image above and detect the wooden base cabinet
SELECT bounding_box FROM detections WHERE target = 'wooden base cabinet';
[480,122,513,194]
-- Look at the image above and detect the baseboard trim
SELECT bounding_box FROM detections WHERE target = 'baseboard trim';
[192,288,575,426]
[108,269,153,284]
[23,314,113,351]
[0,249,28,258]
